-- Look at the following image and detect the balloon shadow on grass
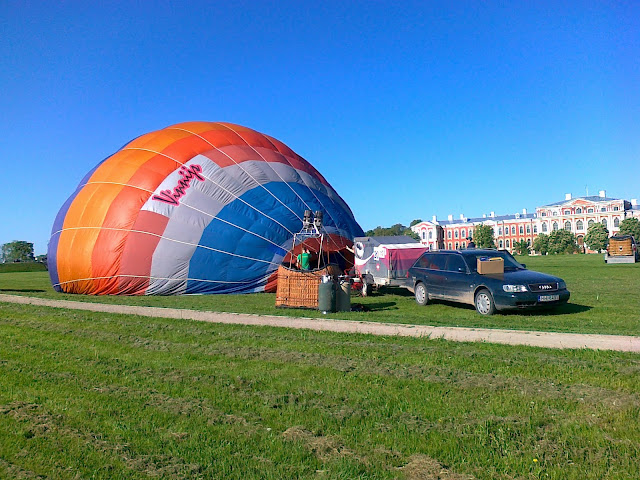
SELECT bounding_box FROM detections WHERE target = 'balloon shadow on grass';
[351,301,398,312]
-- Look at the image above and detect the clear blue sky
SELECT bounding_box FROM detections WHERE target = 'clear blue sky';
[2,1,638,255]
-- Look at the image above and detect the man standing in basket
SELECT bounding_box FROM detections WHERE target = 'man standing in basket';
[297,247,311,270]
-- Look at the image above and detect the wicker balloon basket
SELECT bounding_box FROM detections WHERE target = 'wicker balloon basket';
[275,264,342,309]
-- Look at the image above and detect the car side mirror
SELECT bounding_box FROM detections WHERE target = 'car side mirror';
[521,263,526,268]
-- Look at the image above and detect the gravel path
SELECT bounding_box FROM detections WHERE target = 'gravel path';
[2,293,639,353]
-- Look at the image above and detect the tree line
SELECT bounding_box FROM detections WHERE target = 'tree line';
[364,219,422,241]
[532,217,640,255]
[1,240,46,264]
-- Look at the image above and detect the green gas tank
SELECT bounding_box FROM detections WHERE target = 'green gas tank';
[318,276,336,314]
[336,278,351,312]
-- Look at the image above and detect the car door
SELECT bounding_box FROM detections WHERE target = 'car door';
[440,253,472,303]
[425,253,447,299]
[412,253,446,299]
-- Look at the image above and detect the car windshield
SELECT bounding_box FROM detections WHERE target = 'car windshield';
[463,251,525,272]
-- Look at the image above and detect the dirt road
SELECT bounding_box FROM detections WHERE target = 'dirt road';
[1,294,639,353]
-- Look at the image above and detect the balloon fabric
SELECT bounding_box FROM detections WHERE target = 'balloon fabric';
[48,122,363,295]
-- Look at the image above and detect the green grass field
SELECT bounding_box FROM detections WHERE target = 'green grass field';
[2,254,638,335]
[1,301,639,479]
[0,262,47,273]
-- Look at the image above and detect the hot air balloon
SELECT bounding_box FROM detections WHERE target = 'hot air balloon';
[48,122,363,295]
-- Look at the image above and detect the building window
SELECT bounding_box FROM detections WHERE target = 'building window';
[552,222,559,231]
[614,206,619,211]
[576,220,584,230]
[533,225,537,234]
[448,231,452,239]
[527,239,531,246]
[461,229,466,238]
[429,231,433,240]
[498,227,502,235]
[587,208,594,213]
[601,218,607,228]
[510,226,515,235]
[542,223,547,233]
[526,225,531,234]
[576,207,582,214]
[519,226,524,235]
[601,207,606,212]
[506,240,510,248]
[541,212,546,217]
[448,242,452,249]
[499,240,503,248]
[588,219,594,227]
[462,242,466,249]
[614,217,620,227]
[454,230,459,239]
[564,221,571,231]
[564,210,570,215]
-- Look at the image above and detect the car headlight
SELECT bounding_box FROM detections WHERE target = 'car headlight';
[503,284,528,293]
[558,281,566,290]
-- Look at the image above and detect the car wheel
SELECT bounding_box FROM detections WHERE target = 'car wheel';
[475,289,496,315]
[415,282,429,306]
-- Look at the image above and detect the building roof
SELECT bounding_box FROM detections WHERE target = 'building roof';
[354,235,418,245]
[541,195,619,207]
[426,212,537,227]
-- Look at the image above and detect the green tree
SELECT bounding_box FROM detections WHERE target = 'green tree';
[1,241,35,263]
[406,228,420,241]
[409,219,423,227]
[548,229,577,254]
[584,223,609,252]
[513,239,530,256]
[365,223,419,241]
[532,233,550,255]
[473,225,495,249]
[618,217,640,240]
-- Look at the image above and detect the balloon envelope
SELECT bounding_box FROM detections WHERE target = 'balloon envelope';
[48,122,363,294]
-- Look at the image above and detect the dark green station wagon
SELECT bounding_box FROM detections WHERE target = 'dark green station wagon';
[408,249,570,315]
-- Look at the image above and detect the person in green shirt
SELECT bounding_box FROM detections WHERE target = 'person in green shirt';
[297,247,311,270]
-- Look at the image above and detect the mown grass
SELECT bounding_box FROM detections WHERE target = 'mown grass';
[0,262,47,273]
[1,254,639,336]
[0,302,639,479]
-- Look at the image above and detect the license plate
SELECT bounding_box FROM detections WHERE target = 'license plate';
[538,294,560,302]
